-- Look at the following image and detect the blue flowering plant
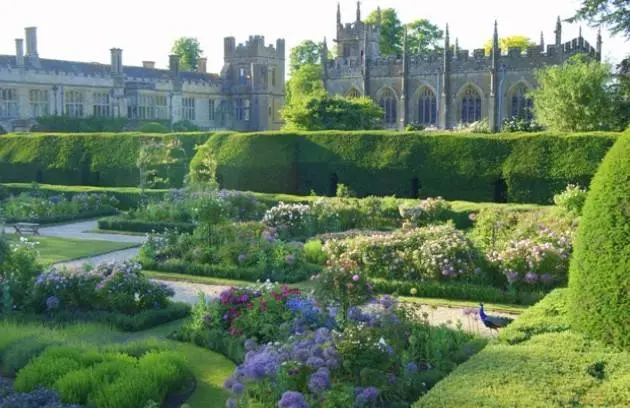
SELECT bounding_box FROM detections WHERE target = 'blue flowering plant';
[2,191,118,222]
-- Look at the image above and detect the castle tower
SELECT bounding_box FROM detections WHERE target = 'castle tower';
[335,2,380,59]
[220,35,285,131]
[439,24,450,129]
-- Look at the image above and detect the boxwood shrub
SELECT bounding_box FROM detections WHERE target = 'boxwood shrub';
[568,132,630,349]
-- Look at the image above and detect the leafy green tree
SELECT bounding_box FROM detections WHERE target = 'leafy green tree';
[567,0,630,37]
[290,40,333,72]
[284,63,326,107]
[483,35,536,54]
[406,19,444,54]
[282,95,383,131]
[365,8,404,57]
[171,37,203,71]
[530,54,616,131]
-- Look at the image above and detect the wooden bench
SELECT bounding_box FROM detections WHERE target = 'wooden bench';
[13,222,40,235]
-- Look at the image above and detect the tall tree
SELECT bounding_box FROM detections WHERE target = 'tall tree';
[483,35,536,54]
[406,19,444,54]
[365,8,404,57]
[290,40,327,72]
[284,64,326,107]
[171,37,203,72]
[531,54,616,131]
[282,95,383,131]
[567,0,630,37]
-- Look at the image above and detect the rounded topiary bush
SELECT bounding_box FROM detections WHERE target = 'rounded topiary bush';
[568,132,630,349]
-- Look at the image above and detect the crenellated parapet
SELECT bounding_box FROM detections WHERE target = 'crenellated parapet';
[224,35,285,60]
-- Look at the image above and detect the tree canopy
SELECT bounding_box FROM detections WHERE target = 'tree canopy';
[290,40,328,72]
[531,54,617,131]
[281,95,383,131]
[483,35,536,54]
[171,37,203,72]
[567,0,630,37]
[364,8,443,57]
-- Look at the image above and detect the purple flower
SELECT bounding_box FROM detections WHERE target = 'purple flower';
[506,271,519,284]
[405,362,419,374]
[238,254,247,263]
[278,391,310,408]
[308,367,331,393]
[378,295,397,310]
[355,386,379,404]
[352,274,360,282]
[226,399,237,408]
[314,327,330,344]
[524,272,538,284]
[46,296,60,311]
[306,356,325,369]
[285,254,296,265]
[232,382,245,395]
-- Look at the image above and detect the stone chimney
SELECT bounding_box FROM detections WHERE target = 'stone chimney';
[110,48,123,75]
[15,39,24,66]
[197,57,207,73]
[169,54,180,75]
[25,27,39,58]
[142,61,155,69]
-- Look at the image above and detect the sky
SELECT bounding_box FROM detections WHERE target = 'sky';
[0,0,627,75]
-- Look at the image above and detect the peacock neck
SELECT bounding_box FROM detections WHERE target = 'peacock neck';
[479,305,486,319]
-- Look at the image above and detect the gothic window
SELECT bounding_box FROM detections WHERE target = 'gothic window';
[235,98,251,121]
[29,89,49,117]
[346,88,361,98]
[271,67,277,87]
[460,86,482,124]
[510,84,533,120]
[208,99,216,121]
[64,90,84,118]
[92,92,111,117]
[417,87,437,125]
[182,97,196,121]
[0,88,18,118]
[379,88,397,125]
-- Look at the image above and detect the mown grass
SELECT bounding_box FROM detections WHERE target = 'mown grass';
[5,234,137,265]
[414,289,630,408]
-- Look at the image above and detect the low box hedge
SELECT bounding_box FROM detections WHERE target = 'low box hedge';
[98,216,196,234]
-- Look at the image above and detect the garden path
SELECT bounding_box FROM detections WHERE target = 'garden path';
[33,220,519,337]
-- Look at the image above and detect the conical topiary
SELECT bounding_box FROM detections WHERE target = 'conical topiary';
[568,132,630,349]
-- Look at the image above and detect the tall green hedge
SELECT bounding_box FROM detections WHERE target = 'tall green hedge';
[192,130,619,204]
[0,130,620,203]
[568,131,630,349]
[0,132,211,188]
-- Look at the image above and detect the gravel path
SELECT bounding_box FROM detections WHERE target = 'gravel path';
[154,279,518,337]
[53,247,141,269]
[4,220,145,244]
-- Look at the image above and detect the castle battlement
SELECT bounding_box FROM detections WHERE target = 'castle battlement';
[225,35,285,60]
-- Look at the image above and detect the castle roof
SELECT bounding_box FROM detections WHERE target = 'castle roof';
[0,55,220,84]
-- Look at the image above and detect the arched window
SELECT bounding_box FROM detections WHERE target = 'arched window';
[460,86,482,124]
[346,88,361,98]
[510,84,533,120]
[417,87,437,125]
[379,88,397,125]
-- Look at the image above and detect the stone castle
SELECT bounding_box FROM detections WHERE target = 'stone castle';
[323,2,603,131]
[0,28,285,132]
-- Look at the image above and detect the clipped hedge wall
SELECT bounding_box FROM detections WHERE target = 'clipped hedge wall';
[568,131,630,349]
[193,130,619,204]
[0,130,619,204]
[0,132,212,188]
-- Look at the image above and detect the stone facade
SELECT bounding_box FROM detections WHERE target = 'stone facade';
[0,27,285,132]
[324,3,603,131]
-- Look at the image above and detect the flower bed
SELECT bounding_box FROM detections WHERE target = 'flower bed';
[2,191,119,224]
[173,277,485,408]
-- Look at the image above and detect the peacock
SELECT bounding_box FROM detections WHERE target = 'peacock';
[479,303,513,333]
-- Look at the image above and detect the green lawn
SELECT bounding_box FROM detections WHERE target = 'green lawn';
[5,234,137,265]
[414,289,630,408]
